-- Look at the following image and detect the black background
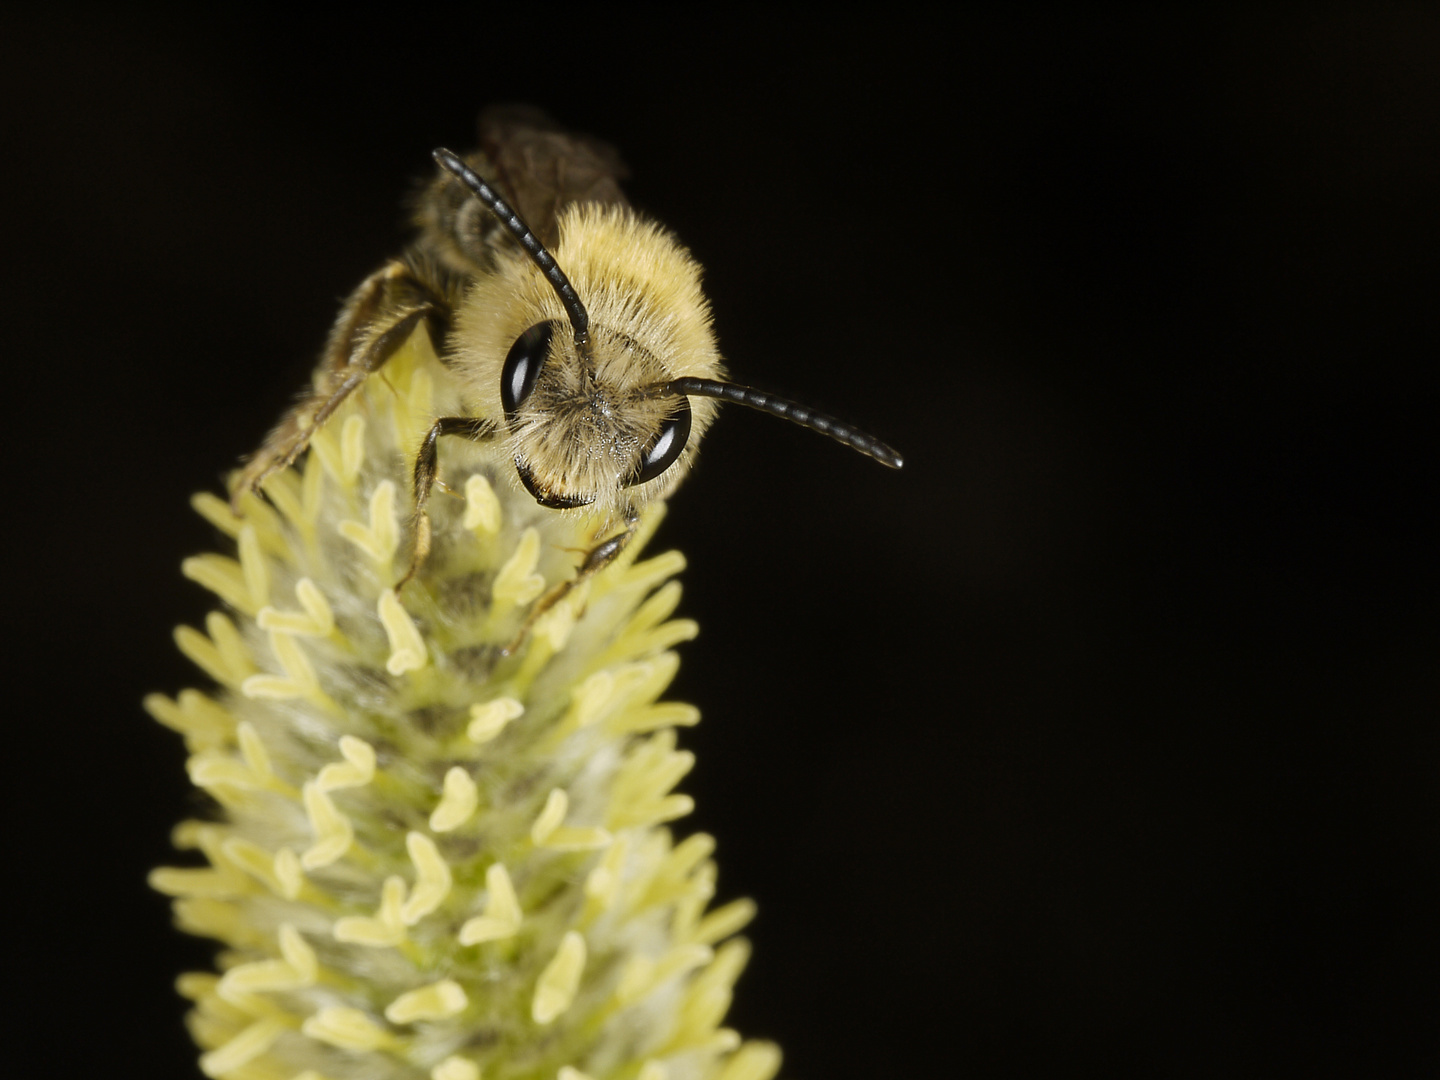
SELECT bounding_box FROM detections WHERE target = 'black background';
[6,9,1440,1078]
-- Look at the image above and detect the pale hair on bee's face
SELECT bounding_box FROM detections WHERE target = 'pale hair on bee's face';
[452,202,724,518]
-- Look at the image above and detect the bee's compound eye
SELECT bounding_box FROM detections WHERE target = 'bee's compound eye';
[501,322,555,417]
[628,401,692,487]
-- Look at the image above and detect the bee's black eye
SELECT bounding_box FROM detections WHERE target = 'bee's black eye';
[628,401,692,487]
[501,322,555,417]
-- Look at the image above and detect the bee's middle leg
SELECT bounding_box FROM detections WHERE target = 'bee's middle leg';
[231,260,446,511]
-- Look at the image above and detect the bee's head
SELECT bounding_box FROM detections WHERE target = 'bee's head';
[433,147,902,518]
[498,320,695,513]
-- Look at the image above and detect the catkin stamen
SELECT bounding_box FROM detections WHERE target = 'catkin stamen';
[155,327,766,1080]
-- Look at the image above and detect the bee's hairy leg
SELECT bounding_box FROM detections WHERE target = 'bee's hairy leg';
[395,416,498,591]
[231,261,449,512]
[501,509,641,657]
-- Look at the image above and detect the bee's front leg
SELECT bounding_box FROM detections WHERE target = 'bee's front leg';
[396,415,498,590]
[500,509,641,657]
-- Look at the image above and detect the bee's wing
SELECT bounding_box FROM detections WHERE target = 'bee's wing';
[477,105,630,251]
[413,108,630,280]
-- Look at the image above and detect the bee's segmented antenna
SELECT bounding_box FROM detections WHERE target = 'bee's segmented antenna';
[432,147,591,349]
[434,146,902,471]
[659,376,904,469]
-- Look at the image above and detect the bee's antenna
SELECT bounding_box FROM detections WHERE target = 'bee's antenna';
[659,376,904,469]
[432,147,591,349]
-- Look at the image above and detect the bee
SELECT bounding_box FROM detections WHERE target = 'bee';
[235,108,902,593]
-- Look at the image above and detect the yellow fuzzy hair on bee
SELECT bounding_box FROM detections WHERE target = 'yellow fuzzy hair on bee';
[452,202,725,520]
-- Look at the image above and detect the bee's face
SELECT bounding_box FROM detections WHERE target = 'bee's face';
[500,322,693,513]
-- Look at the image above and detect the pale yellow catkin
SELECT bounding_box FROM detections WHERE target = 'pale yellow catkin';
[148,328,778,1080]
